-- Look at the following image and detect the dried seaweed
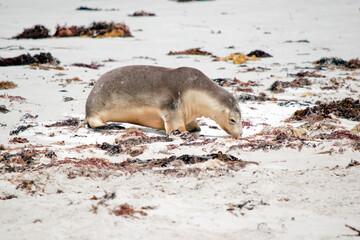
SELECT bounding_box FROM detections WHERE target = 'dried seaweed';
[76,6,101,11]
[345,58,360,69]
[0,81,17,90]
[53,22,132,38]
[314,57,360,69]
[346,160,360,169]
[270,78,312,93]
[0,149,38,173]
[247,50,272,58]
[71,62,104,69]
[294,71,326,78]
[238,93,277,102]
[128,11,156,17]
[0,94,26,101]
[0,52,60,66]
[288,98,360,122]
[0,105,10,114]
[213,78,259,87]
[215,53,260,64]
[45,118,79,127]
[168,48,214,56]
[9,137,29,144]
[13,25,50,39]
[9,125,32,135]
[111,203,147,218]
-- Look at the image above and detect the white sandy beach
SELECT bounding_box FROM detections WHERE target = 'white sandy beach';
[1,0,360,239]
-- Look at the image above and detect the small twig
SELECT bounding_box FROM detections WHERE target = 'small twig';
[345,224,360,235]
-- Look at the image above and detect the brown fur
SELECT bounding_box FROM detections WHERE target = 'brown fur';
[85,65,242,137]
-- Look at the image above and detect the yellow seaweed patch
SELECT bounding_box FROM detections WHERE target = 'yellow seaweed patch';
[216,53,260,64]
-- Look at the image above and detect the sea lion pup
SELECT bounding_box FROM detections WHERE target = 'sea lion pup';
[85,65,242,138]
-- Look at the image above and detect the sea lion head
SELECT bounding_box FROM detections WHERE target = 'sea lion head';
[221,104,242,138]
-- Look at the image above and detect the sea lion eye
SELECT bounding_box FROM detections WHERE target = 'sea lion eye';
[229,118,236,124]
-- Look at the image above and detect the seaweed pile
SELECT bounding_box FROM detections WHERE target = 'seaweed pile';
[314,57,360,69]
[13,22,132,39]
[287,98,360,122]
[13,25,50,39]
[168,48,214,56]
[54,22,132,38]
[0,53,60,66]
[270,78,312,93]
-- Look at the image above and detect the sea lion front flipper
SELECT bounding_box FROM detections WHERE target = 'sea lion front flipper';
[161,109,187,135]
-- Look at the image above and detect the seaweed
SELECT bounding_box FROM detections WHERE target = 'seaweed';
[270,78,312,93]
[128,11,156,16]
[9,137,29,144]
[0,105,10,114]
[0,52,60,66]
[13,25,50,39]
[111,203,147,218]
[9,125,32,135]
[288,98,360,122]
[314,57,360,69]
[45,118,79,127]
[0,81,17,90]
[168,48,214,56]
[71,62,104,69]
[247,50,272,58]
[213,78,259,87]
[53,22,132,38]
[215,53,260,64]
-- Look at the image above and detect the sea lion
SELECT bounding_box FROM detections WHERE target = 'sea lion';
[85,65,242,137]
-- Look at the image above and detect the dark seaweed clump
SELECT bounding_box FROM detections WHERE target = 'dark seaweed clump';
[270,78,312,93]
[314,57,360,69]
[247,50,272,58]
[0,53,60,66]
[9,125,33,135]
[45,119,79,127]
[13,25,50,39]
[289,98,360,122]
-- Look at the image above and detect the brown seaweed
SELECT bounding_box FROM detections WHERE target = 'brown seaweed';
[13,25,50,39]
[0,53,60,66]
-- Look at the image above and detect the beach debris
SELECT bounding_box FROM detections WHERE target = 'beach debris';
[76,6,101,11]
[285,40,310,43]
[9,137,29,144]
[9,125,33,135]
[168,48,214,56]
[345,224,360,235]
[246,50,272,58]
[71,62,104,69]
[13,25,50,39]
[238,92,276,102]
[45,118,79,127]
[287,98,360,122]
[0,81,17,90]
[215,53,260,64]
[111,203,147,218]
[0,195,17,200]
[0,52,60,66]
[0,105,10,114]
[345,58,360,69]
[0,149,38,173]
[128,11,156,17]
[63,97,75,102]
[213,78,259,87]
[76,6,119,11]
[53,22,132,38]
[293,71,326,78]
[346,160,360,169]
[270,78,312,93]
[314,57,360,69]
[0,94,26,102]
